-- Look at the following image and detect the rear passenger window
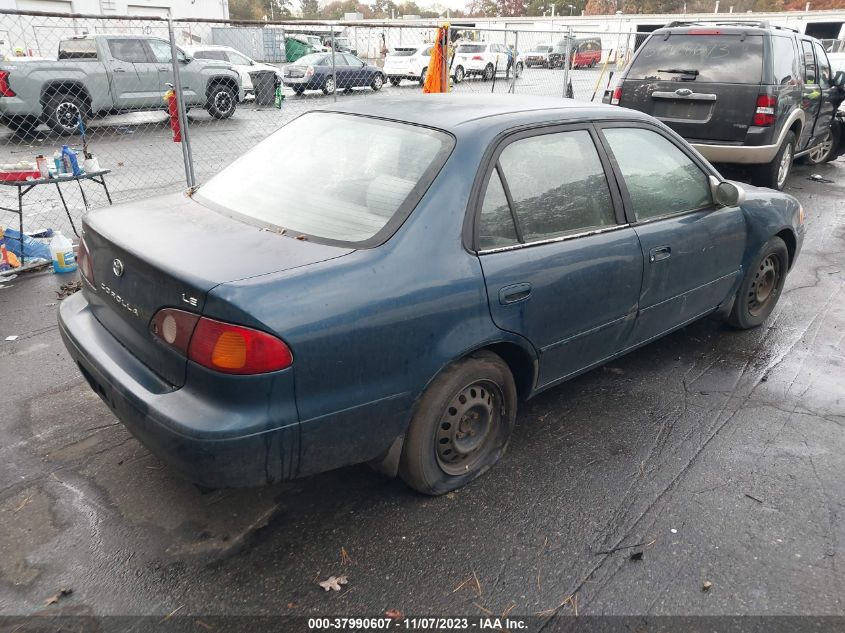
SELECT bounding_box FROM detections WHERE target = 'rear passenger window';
[497,130,615,242]
[108,38,150,64]
[771,36,798,85]
[813,42,831,88]
[603,127,711,221]
[478,170,519,249]
[802,41,817,83]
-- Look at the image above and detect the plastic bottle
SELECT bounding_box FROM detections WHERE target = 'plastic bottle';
[49,232,77,273]
[53,150,63,175]
[61,145,81,177]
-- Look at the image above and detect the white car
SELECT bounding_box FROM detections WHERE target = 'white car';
[383,45,434,86]
[184,45,281,97]
[452,42,523,82]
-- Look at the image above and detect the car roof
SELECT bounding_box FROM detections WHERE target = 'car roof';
[318,94,651,133]
[652,21,799,36]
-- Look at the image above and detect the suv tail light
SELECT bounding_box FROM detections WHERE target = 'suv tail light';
[151,308,293,375]
[0,71,14,97]
[472,55,483,61]
[77,237,94,286]
[610,86,622,105]
[305,65,314,77]
[754,95,777,126]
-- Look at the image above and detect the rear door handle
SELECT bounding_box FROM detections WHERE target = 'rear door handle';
[499,282,532,305]
[649,246,671,263]
[113,67,126,72]
[158,66,170,72]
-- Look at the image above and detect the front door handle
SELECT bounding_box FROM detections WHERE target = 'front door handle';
[649,246,671,263]
[499,282,532,305]
[158,66,170,72]
[112,67,126,72]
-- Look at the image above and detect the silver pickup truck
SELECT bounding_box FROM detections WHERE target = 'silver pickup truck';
[0,34,243,135]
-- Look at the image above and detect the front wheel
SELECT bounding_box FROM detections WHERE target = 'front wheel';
[453,65,464,83]
[371,73,384,91]
[399,351,517,495]
[754,131,795,190]
[727,236,789,329]
[206,84,237,119]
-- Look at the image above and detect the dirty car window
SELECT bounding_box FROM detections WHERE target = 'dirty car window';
[194,113,453,245]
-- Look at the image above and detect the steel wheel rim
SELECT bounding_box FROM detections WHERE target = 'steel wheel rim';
[435,380,501,476]
[808,133,832,163]
[777,143,793,188]
[57,101,81,131]
[748,254,781,316]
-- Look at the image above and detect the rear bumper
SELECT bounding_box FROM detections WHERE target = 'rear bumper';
[691,141,780,165]
[58,292,300,488]
[0,96,39,117]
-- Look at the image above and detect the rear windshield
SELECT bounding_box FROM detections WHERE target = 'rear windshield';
[628,34,764,83]
[194,113,454,245]
[390,48,417,56]
[58,39,98,60]
[293,53,328,66]
[458,44,485,53]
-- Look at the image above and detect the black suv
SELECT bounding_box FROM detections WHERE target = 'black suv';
[608,21,845,189]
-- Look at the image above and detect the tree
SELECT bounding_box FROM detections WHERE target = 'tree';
[465,0,499,15]
[497,0,526,15]
[229,0,263,19]
[398,0,423,14]
[300,0,320,17]
[582,0,615,13]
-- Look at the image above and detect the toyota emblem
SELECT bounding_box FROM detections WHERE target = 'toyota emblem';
[675,88,693,97]
[112,258,124,277]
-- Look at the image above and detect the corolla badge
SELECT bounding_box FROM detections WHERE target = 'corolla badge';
[112,258,124,277]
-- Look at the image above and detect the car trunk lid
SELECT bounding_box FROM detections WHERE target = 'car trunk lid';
[81,192,352,387]
[619,32,764,143]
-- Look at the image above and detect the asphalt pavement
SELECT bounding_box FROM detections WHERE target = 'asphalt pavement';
[0,152,843,628]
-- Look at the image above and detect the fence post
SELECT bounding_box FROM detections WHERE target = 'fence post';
[561,25,573,99]
[330,27,338,103]
[509,30,518,94]
[168,18,195,188]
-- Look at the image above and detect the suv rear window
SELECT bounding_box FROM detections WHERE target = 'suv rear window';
[390,48,417,56]
[458,44,485,53]
[58,39,97,60]
[194,113,454,246]
[628,34,764,83]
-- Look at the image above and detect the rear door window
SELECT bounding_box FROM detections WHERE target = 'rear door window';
[108,38,151,63]
[478,170,519,249]
[813,41,831,88]
[802,40,817,83]
[627,34,764,83]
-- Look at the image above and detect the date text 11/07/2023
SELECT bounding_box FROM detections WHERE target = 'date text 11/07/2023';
[307,617,529,630]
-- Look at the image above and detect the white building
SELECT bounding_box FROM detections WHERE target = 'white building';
[0,0,229,19]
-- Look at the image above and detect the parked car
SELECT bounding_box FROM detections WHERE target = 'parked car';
[523,44,554,68]
[282,52,385,95]
[323,35,357,56]
[0,34,243,136]
[384,45,433,86]
[452,42,523,82]
[59,94,805,495]
[548,37,602,69]
[300,35,329,53]
[183,44,281,98]
[607,21,845,189]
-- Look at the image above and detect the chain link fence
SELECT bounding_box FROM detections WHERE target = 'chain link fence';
[0,9,645,243]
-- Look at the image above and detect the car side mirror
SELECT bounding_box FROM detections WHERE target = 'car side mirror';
[833,70,845,88]
[710,176,745,207]
[180,55,191,63]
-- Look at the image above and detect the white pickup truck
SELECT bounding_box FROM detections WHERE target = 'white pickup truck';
[0,34,243,136]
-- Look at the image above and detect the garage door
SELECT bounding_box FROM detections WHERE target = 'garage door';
[127,5,171,16]
[17,0,73,11]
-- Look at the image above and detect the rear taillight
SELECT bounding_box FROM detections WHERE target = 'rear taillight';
[0,71,14,97]
[151,308,293,375]
[305,65,314,77]
[472,55,483,61]
[610,86,622,105]
[77,237,94,286]
[754,95,777,126]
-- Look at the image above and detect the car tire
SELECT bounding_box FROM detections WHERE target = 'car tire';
[44,92,86,135]
[293,87,305,96]
[754,131,795,190]
[5,115,40,138]
[454,65,464,83]
[371,73,384,91]
[803,128,838,164]
[515,62,523,78]
[727,236,789,330]
[322,76,336,95]
[389,77,401,86]
[419,67,428,85]
[482,63,494,81]
[206,84,237,119]
[399,351,517,496]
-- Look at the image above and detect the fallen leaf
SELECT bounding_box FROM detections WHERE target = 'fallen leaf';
[318,575,348,592]
[296,234,307,241]
[287,602,296,609]
[629,551,644,562]
[44,587,72,606]
[702,580,713,592]
[340,547,353,565]
[385,609,404,621]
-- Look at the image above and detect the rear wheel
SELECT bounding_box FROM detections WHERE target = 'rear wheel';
[419,67,428,85]
[206,84,236,119]
[322,76,336,95]
[371,73,384,91]
[454,65,465,83]
[44,92,86,135]
[399,351,517,495]
[515,62,523,78]
[389,77,402,86]
[803,129,837,164]
[728,237,789,329]
[293,86,305,96]
[754,131,795,190]
[482,63,494,81]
